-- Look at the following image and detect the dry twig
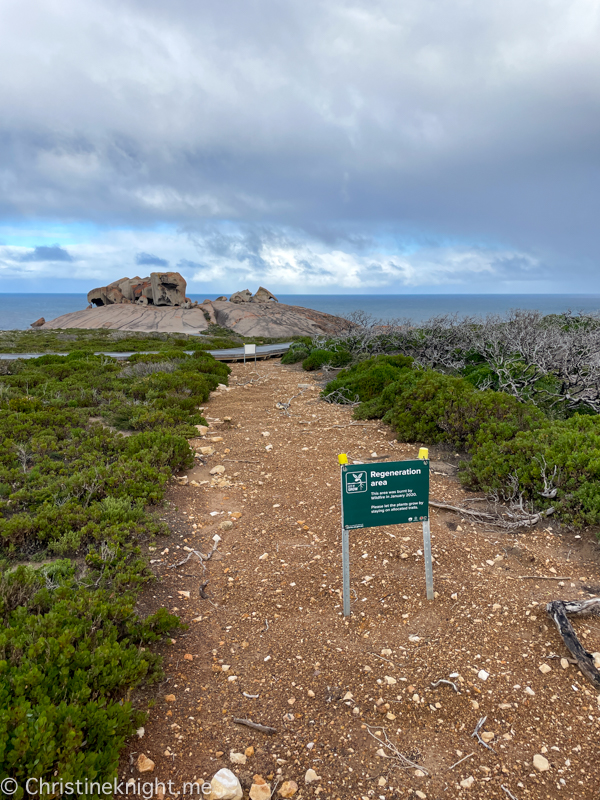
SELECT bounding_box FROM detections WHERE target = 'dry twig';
[364,724,429,774]
[471,716,496,752]
[232,717,276,735]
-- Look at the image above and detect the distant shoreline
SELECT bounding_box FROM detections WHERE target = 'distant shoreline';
[2,292,600,330]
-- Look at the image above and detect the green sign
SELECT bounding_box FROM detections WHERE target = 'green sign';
[341,459,429,530]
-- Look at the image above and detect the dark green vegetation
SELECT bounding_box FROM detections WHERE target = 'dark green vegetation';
[303,310,600,528]
[0,327,297,354]
[0,348,230,796]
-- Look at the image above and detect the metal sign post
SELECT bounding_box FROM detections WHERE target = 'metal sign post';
[244,343,256,365]
[339,453,433,616]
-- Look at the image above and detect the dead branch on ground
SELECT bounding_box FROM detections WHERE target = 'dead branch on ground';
[546,597,600,690]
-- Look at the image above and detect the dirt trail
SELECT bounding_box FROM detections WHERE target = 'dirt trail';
[123,360,600,800]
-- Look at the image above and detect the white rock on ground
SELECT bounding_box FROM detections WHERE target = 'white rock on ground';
[533,754,550,772]
[229,750,246,765]
[209,768,243,800]
[460,776,475,788]
[304,769,321,784]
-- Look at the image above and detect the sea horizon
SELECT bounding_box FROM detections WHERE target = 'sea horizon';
[1,292,600,331]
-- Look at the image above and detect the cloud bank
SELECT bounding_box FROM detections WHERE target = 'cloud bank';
[1,0,599,291]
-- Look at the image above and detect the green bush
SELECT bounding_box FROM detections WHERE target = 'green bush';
[462,414,600,525]
[0,347,225,791]
[382,370,544,449]
[302,348,353,371]
[323,354,414,402]
[281,347,309,364]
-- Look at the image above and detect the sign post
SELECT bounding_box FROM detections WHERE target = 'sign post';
[244,343,256,365]
[339,453,433,616]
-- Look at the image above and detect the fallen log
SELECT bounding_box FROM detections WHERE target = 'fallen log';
[546,597,600,690]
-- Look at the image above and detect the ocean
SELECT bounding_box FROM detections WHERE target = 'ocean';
[1,292,600,331]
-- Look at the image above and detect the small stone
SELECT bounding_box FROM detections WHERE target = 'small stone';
[230,750,247,765]
[353,706,360,715]
[220,520,234,531]
[477,670,489,681]
[524,686,535,696]
[593,652,600,669]
[227,675,238,682]
[307,689,315,697]
[184,654,193,661]
[470,700,479,710]
[175,475,189,485]
[460,776,475,788]
[343,691,354,700]
[386,711,396,720]
[245,746,255,758]
[287,697,296,705]
[539,663,552,675]
[451,593,458,600]
[381,648,392,656]
[414,769,426,777]
[136,727,145,738]
[376,748,387,757]
[178,590,191,599]
[249,781,271,800]
[481,731,494,743]
[210,465,226,475]
[415,792,427,800]
[136,754,155,773]
[165,694,176,702]
[560,658,569,669]
[278,778,299,797]
[210,768,243,799]
[384,675,397,685]
[210,436,224,442]
[195,425,209,435]
[533,754,550,772]
[305,769,321,784]
[198,446,215,455]
[265,444,273,452]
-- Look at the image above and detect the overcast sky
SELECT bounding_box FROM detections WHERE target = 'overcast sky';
[1,0,600,294]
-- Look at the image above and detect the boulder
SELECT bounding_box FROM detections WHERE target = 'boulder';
[151,272,187,306]
[250,286,278,303]
[88,272,186,307]
[229,289,252,303]
[215,295,228,301]
[30,317,45,328]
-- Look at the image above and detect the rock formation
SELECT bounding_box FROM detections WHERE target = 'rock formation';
[43,283,350,337]
[229,286,278,303]
[87,272,187,307]
[229,289,253,304]
[30,317,45,328]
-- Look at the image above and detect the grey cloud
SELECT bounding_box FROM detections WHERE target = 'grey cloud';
[1,0,600,287]
[20,245,74,262]
[136,252,169,267]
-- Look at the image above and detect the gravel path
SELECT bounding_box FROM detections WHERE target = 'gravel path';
[122,359,600,800]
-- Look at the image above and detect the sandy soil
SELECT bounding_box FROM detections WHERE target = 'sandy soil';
[122,359,600,800]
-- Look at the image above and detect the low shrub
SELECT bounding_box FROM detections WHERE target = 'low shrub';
[0,347,225,790]
[382,370,544,449]
[323,354,414,402]
[302,348,353,371]
[462,414,600,525]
